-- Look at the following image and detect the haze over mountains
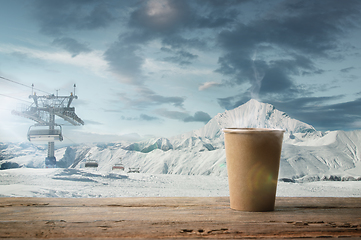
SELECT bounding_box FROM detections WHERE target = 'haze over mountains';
[1,99,361,182]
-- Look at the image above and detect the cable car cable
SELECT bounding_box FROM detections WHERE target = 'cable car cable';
[0,76,51,95]
[63,135,76,144]
[0,93,32,103]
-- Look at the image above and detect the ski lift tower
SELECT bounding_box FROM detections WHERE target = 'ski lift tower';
[12,84,84,167]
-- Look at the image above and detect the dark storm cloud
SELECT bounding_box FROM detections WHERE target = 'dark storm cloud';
[128,0,191,34]
[193,0,250,8]
[340,67,355,73]
[121,114,160,121]
[140,114,159,121]
[266,96,361,131]
[32,0,120,36]
[184,111,211,123]
[128,0,240,34]
[161,47,198,66]
[136,86,184,108]
[155,109,211,123]
[121,0,246,69]
[118,86,185,109]
[125,0,241,46]
[104,41,144,85]
[121,115,138,121]
[217,96,234,110]
[259,67,293,94]
[98,0,250,85]
[216,0,361,97]
[155,108,190,121]
[217,94,252,110]
[122,0,229,69]
[302,98,361,131]
[146,94,185,108]
[213,0,361,131]
[52,37,91,57]
[32,0,142,81]
[189,0,248,29]
[161,35,206,50]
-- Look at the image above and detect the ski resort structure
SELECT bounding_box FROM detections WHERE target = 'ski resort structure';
[12,85,84,167]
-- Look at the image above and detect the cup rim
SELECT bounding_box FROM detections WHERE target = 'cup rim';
[222,128,285,133]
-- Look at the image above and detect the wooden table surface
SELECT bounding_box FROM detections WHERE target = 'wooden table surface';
[0,197,360,239]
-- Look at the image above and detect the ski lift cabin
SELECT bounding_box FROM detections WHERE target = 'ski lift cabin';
[85,160,98,168]
[128,167,140,173]
[112,164,125,171]
[27,125,63,142]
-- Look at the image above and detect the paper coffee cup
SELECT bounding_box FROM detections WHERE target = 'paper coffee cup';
[223,128,285,211]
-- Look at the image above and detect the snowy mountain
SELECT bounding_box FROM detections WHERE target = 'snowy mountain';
[183,99,316,140]
[1,99,361,182]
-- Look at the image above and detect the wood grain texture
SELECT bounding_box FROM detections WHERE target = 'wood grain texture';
[0,197,360,239]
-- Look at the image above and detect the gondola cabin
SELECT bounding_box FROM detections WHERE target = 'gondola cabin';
[112,164,124,171]
[27,125,63,142]
[85,160,98,168]
[128,167,140,173]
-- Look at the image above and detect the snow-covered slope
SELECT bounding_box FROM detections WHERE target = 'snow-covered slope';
[1,99,361,182]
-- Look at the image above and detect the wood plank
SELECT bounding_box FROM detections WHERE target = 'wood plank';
[0,197,360,239]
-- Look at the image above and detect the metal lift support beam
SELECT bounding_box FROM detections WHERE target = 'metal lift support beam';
[11,109,48,125]
[12,87,84,167]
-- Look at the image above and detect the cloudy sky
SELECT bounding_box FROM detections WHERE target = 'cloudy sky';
[1,0,361,143]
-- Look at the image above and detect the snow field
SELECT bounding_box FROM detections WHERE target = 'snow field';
[1,168,360,198]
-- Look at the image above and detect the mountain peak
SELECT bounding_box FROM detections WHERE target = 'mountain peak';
[191,99,316,139]
[243,98,269,107]
[232,99,276,116]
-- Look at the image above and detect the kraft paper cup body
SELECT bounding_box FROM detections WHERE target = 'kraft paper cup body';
[223,128,285,211]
